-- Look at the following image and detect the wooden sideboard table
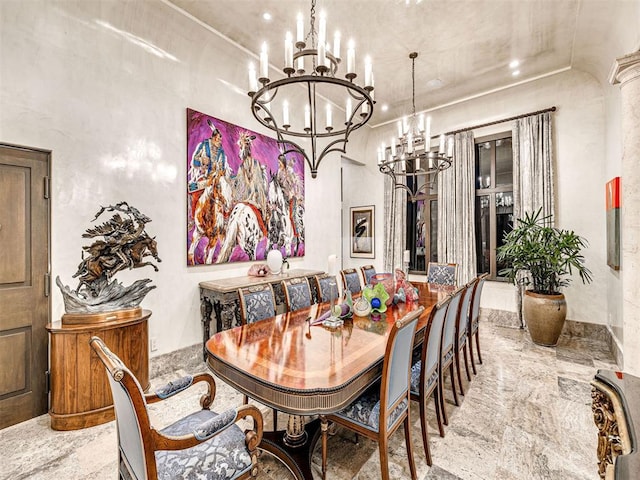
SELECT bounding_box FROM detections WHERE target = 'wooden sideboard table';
[591,369,638,479]
[198,268,323,360]
[46,309,151,430]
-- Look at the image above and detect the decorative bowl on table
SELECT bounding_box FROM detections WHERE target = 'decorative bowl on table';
[370,273,395,306]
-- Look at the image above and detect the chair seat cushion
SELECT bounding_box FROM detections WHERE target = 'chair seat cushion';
[155,410,252,480]
[409,361,438,395]
[333,384,408,433]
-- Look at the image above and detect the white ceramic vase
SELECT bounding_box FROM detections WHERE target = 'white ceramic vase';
[266,249,283,274]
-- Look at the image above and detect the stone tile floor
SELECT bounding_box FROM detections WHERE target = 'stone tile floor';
[1,320,616,480]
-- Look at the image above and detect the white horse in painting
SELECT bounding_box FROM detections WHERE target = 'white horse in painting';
[188,169,233,264]
[215,201,267,263]
[267,175,304,257]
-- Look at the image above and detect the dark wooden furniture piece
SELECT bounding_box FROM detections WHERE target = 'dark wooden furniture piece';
[323,307,424,480]
[238,284,277,325]
[90,336,263,480]
[46,309,151,431]
[591,370,638,480]
[199,268,323,359]
[205,282,452,480]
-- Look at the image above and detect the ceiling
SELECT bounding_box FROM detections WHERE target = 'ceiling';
[169,0,627,128]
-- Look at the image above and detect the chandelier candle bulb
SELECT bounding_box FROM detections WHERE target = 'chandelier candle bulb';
[407,132,414,154]
[447,136,454,158]
[282,100,290,128]
[304,104,311,131]
[345,98,352,124]
[284,32,293,71]
[318,11,326,45]
[397,121,403,139]
[346,40,355,77]
[248,62,258,93]
[364,57,372,87]
[403,116,409,135]
[390,139,396,156]
[318,42,326,70]
[418,113,425,133]
[325,104,333,130]
[333,31,341,60]
[439,134,445,154]
[259,42,269,80]
[426,116,431,146]
[296,13,304,45]
[296,54,304,73]
[361,101,369,116]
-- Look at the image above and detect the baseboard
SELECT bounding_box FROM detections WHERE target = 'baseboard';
[481,307,615,344]
[149,343,205,379]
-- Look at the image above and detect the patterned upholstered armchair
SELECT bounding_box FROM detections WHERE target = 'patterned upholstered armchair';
[89,336,263,480]
[314,274,340,303]
[468,273,489,373]
[340,268,362,295]
[321,307,424,480]
[238,284,276,325]
[426,262,458,286]
[282,277,312,312]
[438,286,465,425]
[360,265,377,287]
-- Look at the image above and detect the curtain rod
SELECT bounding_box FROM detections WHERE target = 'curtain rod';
[445,106,557,136]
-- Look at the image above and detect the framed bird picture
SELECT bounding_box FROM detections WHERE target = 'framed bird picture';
[350,205,375,258]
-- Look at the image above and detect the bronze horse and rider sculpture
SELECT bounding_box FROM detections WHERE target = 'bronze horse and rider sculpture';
[57,202,161,314]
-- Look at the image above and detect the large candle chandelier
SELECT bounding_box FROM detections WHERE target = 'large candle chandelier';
[377,52,453,201]
[248,0,375,178]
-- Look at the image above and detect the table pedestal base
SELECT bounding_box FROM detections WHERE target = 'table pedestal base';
[260,418,322,480]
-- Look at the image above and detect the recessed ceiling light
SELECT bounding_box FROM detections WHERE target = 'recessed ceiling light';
[381,104,388,112]
[512,70,520,77]
[509,60,519,69]
[262,12,272,21]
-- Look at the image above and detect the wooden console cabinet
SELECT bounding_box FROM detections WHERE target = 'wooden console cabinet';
[591,369,638,480]
[46,310,151,430]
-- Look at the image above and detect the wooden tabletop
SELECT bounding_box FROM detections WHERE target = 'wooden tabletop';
[206,282,453,415]
[199,268,324,293]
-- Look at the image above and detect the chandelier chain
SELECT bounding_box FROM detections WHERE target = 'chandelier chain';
[412,55,416,116]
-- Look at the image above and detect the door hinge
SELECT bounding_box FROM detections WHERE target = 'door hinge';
[45,370,51,393]
[44,176,50,199]
[44,273,51,297]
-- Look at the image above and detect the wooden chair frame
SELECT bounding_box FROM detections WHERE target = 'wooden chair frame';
[360,265,377,286]
[282,276,312,312]
[340,268,362,295]
[238,283,276,325]
[468,273,489,373]
[89,336,263,480]
[321,307,424,480]
[410,296,451,465]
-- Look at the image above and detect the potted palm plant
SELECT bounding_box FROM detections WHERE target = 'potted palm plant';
[497,208,593,346]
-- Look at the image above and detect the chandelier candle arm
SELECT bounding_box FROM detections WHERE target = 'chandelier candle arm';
[247,0,374,178]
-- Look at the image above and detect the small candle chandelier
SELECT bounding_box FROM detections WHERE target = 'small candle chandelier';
[248,0,375,178]
[377,52,453,201]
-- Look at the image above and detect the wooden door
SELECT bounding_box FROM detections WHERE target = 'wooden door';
[0,145,50,429]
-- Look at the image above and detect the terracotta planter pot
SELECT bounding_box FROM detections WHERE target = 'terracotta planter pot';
[523,290,567,346]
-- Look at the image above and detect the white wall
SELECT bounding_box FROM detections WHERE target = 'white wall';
[0,0,342,356]
[354,69,609,324]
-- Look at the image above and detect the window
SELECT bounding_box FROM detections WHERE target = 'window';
[475,133,513,280]
[405,162,437,274]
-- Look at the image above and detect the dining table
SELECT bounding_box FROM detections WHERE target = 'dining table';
[205,281,453,480]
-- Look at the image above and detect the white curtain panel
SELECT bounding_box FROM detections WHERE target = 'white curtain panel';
[437,130,477,284]
[511,111,555,327]
[383,167,407,273]
[512,111,555,225]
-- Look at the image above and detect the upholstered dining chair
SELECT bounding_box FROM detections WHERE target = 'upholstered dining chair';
[238,284,276,325]
[314,274,340,303]
[410,296,451,465]
[282,277,312,312]
[438,285,465,425]
[426,262,458,286]
[468,273,489,373]
[453,277,478,396]
[238,284,278,430]
[340,268,362,295]
[360,264,377,287]
[321,306,425,480]
[89,336,263,480]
